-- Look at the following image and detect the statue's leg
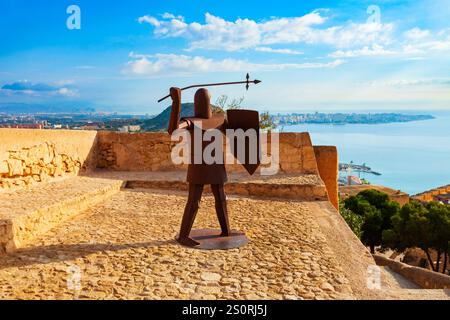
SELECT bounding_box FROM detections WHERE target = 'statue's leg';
[177,183,204,247]
[211,184,230,236]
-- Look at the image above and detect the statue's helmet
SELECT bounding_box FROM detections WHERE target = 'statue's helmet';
[194,88,212,119]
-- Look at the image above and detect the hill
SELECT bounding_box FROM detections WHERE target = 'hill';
[141,103,223,131]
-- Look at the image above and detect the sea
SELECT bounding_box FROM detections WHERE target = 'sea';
[285,110,450,195]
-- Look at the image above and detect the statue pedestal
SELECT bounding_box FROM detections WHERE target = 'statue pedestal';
[177,229,249,250]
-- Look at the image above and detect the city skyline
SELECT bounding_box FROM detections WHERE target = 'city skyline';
[1,0,450,113]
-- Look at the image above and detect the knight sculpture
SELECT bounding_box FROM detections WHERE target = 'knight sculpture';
[161,75,261,249]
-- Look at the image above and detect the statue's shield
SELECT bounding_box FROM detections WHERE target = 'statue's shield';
[226,109,260,175]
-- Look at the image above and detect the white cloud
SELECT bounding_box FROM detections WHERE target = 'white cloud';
[57,87,78,97]
[161,12,184,20]
[124,53,345,76]
[404,28,431,40]
[329,44,396,58]
[138,15,161,27]
[1,80,79,97]
[138,12,394,51]
[367,78,450,87]
[400,28,450,55]
[255,47,303,55]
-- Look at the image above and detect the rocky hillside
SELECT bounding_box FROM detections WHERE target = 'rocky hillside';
[141,103,224,131]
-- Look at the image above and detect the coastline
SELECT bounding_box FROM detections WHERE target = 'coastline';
[286,112,450,195]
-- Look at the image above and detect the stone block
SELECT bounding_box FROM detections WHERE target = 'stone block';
[301,147,318,174]
[314,146,339,210]
[24,166,31,175]
[31,164,42,175]
[39,172,49,182]
[0,160,9,175]
[7,159,24,176]
[54,166,64,177]
[0,151,9,162]
[27,144,42,163]
[9,149,29,162]
[52,154,63,167]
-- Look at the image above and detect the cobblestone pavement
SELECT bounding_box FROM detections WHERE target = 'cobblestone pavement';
[0,189,354,300]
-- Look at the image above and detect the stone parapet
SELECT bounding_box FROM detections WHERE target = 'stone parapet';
[97,131,319,175]
[0,129,98,190]
[0,176,123,254]
[314,146,339,210]
[412,184,450,202]
[125,179,328,201]
[1,130,324,191]
[373,254,450,289]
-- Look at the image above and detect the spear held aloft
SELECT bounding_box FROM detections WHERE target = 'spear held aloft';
[158,73,261,103]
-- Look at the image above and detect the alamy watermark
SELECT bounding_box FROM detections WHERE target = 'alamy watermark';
[67,5,81,30]
[366,265,382,290]
[171,124,280,176]
[367,5,381,24]
[66,265,82,294]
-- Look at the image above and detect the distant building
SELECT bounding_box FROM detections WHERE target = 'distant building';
[0,124,43,129]
[412,184,450,203]
[119,125,141,132]
[79,122,104,130]
[435,194,450,204]
[347,175,362,186]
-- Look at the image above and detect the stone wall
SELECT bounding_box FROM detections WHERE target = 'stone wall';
[412,184,450,202]
[97,131,319,175]
[373,254,450,289]
[0,129,98,190]
[1,130,335,194]
[314,146,339,210]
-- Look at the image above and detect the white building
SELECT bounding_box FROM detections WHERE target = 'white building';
[119,125,141,132]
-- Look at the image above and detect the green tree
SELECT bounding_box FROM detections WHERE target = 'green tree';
[259,111,277,131]
[343,189,399,254]
[339,201,363,238]
[383,201,450,273]
[424,202,450,273]
[215,96,276,130]
[383,201,431,264]
[215,95,244,111]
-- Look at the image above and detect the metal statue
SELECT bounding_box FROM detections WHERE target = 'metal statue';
[158,73,261,103]
[162,74,261,249]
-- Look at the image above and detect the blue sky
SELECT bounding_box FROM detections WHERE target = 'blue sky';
[1,0,450,114]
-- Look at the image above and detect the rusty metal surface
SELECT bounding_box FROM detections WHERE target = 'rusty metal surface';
[167,86,260,250]
[226,109,261,175]
[158,73,261,103]
[177,229,249,250]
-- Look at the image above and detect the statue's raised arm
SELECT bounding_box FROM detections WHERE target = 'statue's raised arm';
[167,87,189,134]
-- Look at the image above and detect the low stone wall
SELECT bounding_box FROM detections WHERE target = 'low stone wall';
[1,130,332,196]
[373,254,450,289]
[97,131,319,175]
[0,177,124,254]
[0,129,98,190]
[125,179,328,201]
[314,146,339,210]
[412,184,450,202]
